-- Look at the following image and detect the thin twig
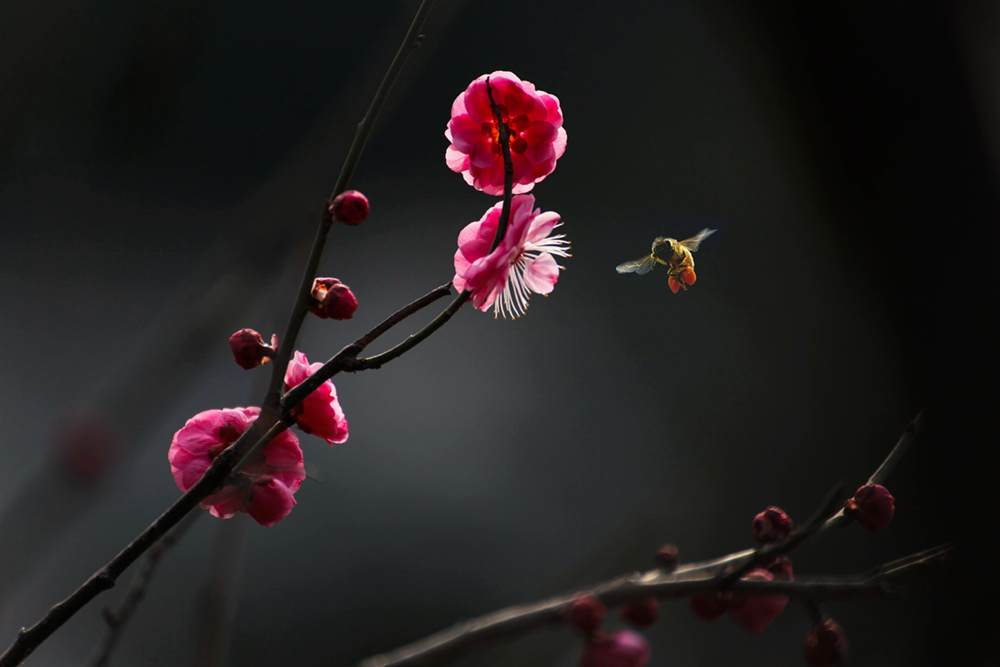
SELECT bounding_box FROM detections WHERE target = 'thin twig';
[0,5,441,663]
[263,0,438,415]
[356,545,951,667]
[83,513,202,667]
[356,412,929,667]
[718,481,848,586]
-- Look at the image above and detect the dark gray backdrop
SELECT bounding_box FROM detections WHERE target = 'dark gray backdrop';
[0,1,993,665]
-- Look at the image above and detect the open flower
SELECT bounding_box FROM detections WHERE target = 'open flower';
[284,351,349,444]
[168,407,305,527]
[453,194,570,318]
[445,71,566,196]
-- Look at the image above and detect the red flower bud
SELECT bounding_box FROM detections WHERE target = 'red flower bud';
[689,594,729,621]
[804,617,849,666]
[653,543,680,571]
[579,630,650,667]
[330,190,369,225]
[844,483,895,531]
[229,329,277,370]
[728,569,788,633]
[566,594,605,636]
[765,555,794,581]
[310,278,358,320]
[752,506,794,544]
[620,597,659,628]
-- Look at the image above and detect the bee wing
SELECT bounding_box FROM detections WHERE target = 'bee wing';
[616,254,658,275]
[678,228,717,252]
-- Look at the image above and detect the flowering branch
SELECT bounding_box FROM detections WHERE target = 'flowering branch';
[356,546,950,667]
[355,412,937,667]
[0,277,458,666]
[337,76,524,370]
[263,0,437,414]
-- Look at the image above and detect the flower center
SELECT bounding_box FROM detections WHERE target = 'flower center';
[481,106,531,155]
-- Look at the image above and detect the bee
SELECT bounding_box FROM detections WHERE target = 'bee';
[615,228,716,292]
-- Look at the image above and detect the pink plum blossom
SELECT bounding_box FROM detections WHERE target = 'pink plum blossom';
[453,194,570,318]
[168,407,305,527]
[445,71,567,196]
[284,351,349,444]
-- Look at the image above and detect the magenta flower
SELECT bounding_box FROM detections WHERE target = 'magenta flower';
[168,407,305,527]
[445,71,567,196]
[284,351,349,444]
[453,194,570,318]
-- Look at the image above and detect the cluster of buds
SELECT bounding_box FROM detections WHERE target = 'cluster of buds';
[689,555,793,632]
[690,508,795,632]
[566,595,651,667]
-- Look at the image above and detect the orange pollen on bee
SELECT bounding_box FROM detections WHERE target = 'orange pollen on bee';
[482,108,532,155]
[668,277,682,293]
[680,267,697,285]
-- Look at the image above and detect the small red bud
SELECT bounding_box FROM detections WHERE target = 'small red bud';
[229,329,277,370]
[620,597,659,628]
[310,278,358,320]
[728,569,788,633]
[752,506,794,544]
[844,483,895,531]
[765,555,794,581]
[330,190,369,225]
[653,544,680,571]
[804,617,849,666]
[578,629,650,667]
[689,594,729,621]
[566,594,605,636]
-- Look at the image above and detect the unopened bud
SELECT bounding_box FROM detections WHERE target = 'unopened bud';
[579,630,650,667]
[728,569,788,633]
[752,506,793,544]
[620,597,659,628]
[566,594,605,636]
[804,617,849,666]
[765,555,794,581]
[653,544,680,571]
[310,278,358,320]
[689,594,729,622]
[844,483,895,531]
[229,329,277,370]
[330,190,369,225]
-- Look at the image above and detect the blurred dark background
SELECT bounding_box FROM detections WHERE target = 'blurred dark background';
[0,1,994,665]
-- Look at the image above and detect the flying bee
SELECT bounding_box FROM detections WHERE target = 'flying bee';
[615,228,716,292]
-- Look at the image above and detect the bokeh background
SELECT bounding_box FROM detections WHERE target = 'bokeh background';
[0,1,994,665]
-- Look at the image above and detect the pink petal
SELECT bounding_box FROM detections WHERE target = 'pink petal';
[245,478,297,527]
[445,146,469,173]
[552,126,568,159]
[522,253,560,295]
[526,211,562,244]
